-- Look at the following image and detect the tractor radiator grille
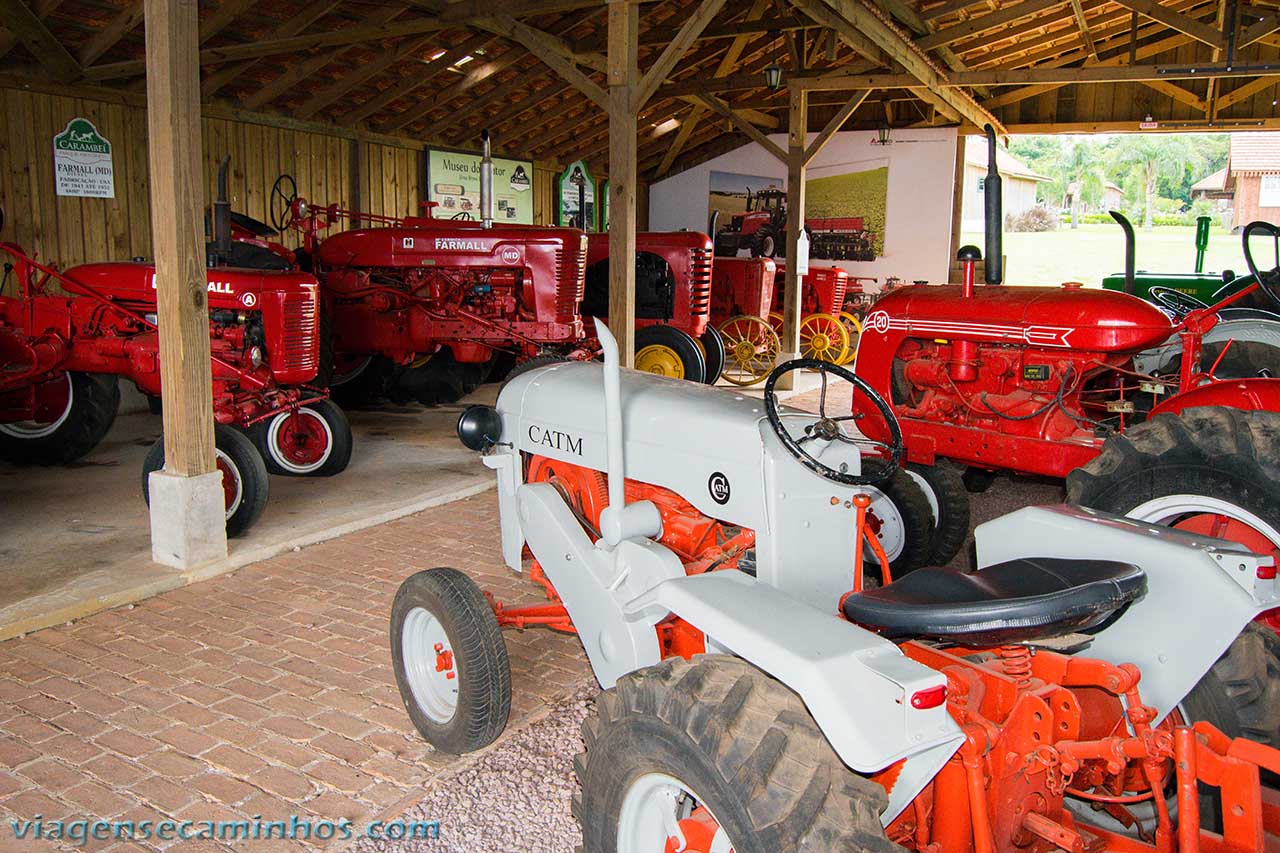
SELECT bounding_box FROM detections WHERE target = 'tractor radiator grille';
[688,248,713,318]
[828,272,848,316]
[279,293,319,374]
[554,236,588,323]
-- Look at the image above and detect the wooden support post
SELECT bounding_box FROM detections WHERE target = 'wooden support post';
[144,0,226,566]
[607,0,639,368]
[779,84,807,389]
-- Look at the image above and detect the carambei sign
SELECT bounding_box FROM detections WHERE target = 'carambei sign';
[53,118,115,199]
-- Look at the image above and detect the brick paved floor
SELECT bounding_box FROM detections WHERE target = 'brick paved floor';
[0,492,589,852]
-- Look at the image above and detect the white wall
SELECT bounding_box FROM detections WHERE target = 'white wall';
[650,127,959,288]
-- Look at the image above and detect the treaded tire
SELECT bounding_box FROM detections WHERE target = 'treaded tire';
[395,350,466,406]
[1182,624,1280,748]
[0,372,120,465]
[251,398,353,477]
[700,326,726,385]
[634,324,706,383]
[574,655,898,853]
[501,354,568,391]
[329,356,390,410]
[141,423,269,538]
[907,461,970,566]
[1066,408,1280,540]
[866,466,936,580]
[390,568,511,755]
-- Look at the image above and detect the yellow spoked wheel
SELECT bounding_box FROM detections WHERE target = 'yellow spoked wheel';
[717,315,781,386]
[837,311,863,365]
[767,311,784,336]
[635,344,687,378]
[799,313,850,364]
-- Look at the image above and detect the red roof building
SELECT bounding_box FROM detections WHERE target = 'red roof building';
[1225,132,1280,229]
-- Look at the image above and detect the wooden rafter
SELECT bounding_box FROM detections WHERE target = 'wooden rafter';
[77,0,144,66]
[917,0,1063,51]
[0,0,79,81]
[1067,0,1100,58]
[800,87,869,164]
[452,79,571,145]
[294,34,436,120]
[479,18,609,108]
[340,34,492,125]
[634,0,729,110]
[0,0,64,60]
[199,0,259,45]
[376,48,526,133]
[200,1,343,98]
[694,90,787,160]
[1107,0,1222,45]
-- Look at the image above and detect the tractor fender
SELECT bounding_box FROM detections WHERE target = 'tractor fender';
[625,570,964,824]
[974,504,1280,721]
[1133,316,1280,376]
[1150,377,1280,416]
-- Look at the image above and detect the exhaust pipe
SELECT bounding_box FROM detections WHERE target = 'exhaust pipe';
[983,124,1003,285]
[1194,214,1212,273]
[1110,211,1136,295]
[480,130,494,229]
[213,155,232,265]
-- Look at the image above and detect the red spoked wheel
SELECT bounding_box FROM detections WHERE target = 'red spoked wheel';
[252,398,352,477]
[527,454,609,530]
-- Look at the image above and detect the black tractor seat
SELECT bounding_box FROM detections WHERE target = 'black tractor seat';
[842,558,1146,645]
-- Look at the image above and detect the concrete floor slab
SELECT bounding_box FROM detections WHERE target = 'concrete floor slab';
[0,388,498,641]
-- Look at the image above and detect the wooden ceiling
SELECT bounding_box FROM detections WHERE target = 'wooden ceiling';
[2,0,1278,180]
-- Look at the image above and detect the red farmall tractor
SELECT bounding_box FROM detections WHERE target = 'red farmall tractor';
[709,256,781,386]
[274,137,589,407]
[581,231,721,384]
[851,127,1280,590]
[712,185,877,262]
[0,161,351,536]
[770,263,863,365]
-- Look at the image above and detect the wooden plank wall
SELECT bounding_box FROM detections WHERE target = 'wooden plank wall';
[0,87,424,269]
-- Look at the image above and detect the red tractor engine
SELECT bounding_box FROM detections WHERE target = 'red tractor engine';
[855,279,1176,478]
[580,231,719,384]
[709,257,781,387]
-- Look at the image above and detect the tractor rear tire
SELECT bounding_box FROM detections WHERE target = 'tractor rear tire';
[141,423,269,538]
[1182,624,1280,749]
[0,372,120,465]
[864,467,936,581]
[396,350,467,407]
[634,325,706,383]
[501,353,567,390]
[699,326,726,385]
[251,398,353,477]
[575,655,897,853]
[907,462,970,567]
[390,567,511,755]
[1067,407,1280,557]
[329,356,390,410]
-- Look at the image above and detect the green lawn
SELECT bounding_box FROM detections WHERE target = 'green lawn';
[959,224,1247,288]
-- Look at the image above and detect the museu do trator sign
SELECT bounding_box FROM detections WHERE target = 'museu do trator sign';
[53,118,115,199]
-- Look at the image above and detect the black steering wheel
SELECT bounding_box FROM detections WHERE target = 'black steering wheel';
[270,173,298,232]
[1243,220,1280,311]
[763,359,903,487]
[1147,285,1209,318]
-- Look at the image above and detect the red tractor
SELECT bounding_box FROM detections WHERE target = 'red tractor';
[709,256,781,386]
[770,263,862,364]
[0,160,350,536]
[275,136,589,407]
[850,127,1280,594]
[713,186,877,261]
[581,231,720,383]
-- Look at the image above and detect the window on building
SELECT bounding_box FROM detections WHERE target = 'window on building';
[1260,175,1280,208]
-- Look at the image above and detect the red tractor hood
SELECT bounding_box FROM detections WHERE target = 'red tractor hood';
[314,225,580,268]
[63,262,318,311]
[584,231,713,265]
[866,284,1174,353]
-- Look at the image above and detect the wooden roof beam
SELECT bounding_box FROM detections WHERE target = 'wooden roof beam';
[694,90,787,160]
[376,47,526,132]
[1107,0,1222,45]
[0,0,64,60]
[199,0,259,45]
[77,0,144,66]
[917,0,1064,50]
[0,0,80,81]
[200,1,342,98]
[339,34,493,124]
[1240,10,1280,46]
[451,78,571,144]
[1141,78,1207,110]
[1216,75,1278,110]
[635,0,730,110]
[478,18,608,108]
[1067,0,1099,58]
[294,34,439,120]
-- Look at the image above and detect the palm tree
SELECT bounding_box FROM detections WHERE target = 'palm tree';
[1108,135,1203,231]
[1061,139,1104,229]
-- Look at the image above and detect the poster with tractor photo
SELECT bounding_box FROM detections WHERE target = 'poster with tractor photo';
[710,164,887,262]
[804,161,888,262]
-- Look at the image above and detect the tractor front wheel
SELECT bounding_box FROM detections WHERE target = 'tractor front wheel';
[1067,406,1280,629]
[863,467,935,579]
[717,315,780,387]
[390,567,511,755]
[252,399,352,477]
[0,372,120,465]
[798,313,850,364]
[141,423,269,538]
[575,655,897,853]
[906,461,971,567]
[634,325,706,383]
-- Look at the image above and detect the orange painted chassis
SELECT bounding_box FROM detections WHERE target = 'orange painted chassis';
[489,455,1280,852]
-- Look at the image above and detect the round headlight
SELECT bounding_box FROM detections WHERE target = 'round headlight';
[457,405,503,452]
[250,346,264,368]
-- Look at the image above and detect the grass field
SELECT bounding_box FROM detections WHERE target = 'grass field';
[961,224,1247,287]
[807,167,888,256]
